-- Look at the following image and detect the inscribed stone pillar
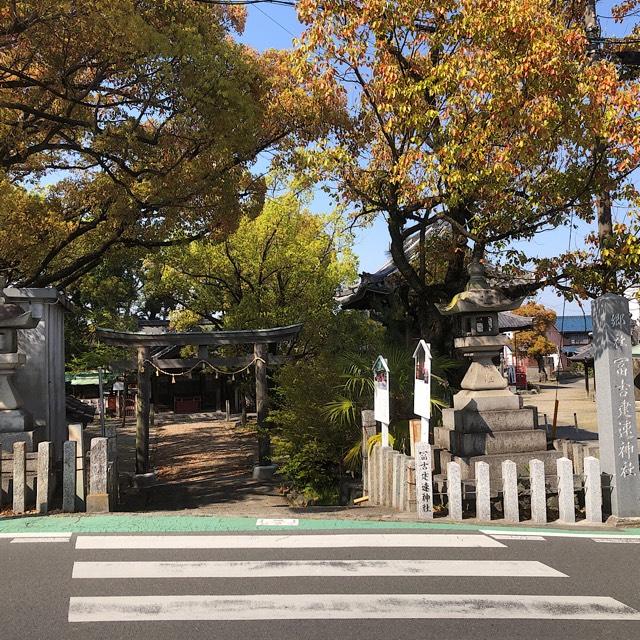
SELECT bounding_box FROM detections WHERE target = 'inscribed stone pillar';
[475,461,491,522]
[62,440,76,513]
[12,441,26,513]
[87,437,109,513]
[592,294,640,517]
[415,442,434,519]
[89,437,108,495]
[501,460,519,523]
[36,441,51,514]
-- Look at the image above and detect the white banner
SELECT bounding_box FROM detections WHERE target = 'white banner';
[373,355,390,426]
[413,340,431,420]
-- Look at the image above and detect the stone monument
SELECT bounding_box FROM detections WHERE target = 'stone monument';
[434,260,561,481]
[0,278,43,450]
[592,294,640,518]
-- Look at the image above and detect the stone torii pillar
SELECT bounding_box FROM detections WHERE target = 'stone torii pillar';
[136,346,151,474]
[254,343,269,464]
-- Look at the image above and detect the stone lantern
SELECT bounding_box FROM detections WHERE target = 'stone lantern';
[437,259,524,409]
[434,260,561,481]
[0,278,40,433]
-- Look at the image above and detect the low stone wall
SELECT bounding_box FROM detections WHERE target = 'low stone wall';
[365,442,606,524]
[366,444,416,513]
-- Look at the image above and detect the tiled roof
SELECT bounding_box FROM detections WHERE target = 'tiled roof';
[555,315,592,334]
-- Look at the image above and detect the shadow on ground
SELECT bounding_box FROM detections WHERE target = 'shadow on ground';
[117,417,289,513]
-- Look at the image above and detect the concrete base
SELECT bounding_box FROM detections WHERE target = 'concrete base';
[132,472,157,489]
[0,425,45,452]
[453,389,522,411]
[435,426,547,457]
[252,464,277,481]
[86,492,110,513]
[442,407,538,433]
[0,409,33,432]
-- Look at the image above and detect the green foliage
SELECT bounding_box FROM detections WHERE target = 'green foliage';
[271,315,459,500]
[148,187,357,351]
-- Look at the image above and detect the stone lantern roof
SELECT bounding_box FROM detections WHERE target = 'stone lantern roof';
[436,260,525,316]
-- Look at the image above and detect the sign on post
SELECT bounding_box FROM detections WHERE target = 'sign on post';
[413,341,434,519]
[373,355,390,447]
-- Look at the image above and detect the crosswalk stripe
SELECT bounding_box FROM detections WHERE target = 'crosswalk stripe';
[72,559,566,579]
[68,593,640,622]
[75,533,505,550]
[11,537,70,544]
[0,532,71,538]
[481,529,640,540]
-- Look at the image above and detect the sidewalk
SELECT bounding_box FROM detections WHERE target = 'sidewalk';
[1,512,640,536]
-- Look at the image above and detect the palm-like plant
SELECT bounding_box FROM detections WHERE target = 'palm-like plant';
[322,345,459,472]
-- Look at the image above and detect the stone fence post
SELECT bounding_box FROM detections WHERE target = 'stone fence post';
[86,437,110,513]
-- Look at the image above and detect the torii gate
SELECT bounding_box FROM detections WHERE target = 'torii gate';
[96,324,302,475]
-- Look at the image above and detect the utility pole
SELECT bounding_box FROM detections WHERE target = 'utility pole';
[582,1,640,291]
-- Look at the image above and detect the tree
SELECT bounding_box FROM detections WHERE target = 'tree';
[0,1,322,287]
[148,188,357,351]
[290,0,640,351]
[511,302,558,374]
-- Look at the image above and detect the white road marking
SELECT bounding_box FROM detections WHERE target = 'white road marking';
[75,533,505,550]
[256,518,299,526]
[491,535,546,541]
[256,518,300,527]
[68,594,640,622]
[593,538,640,544]
[72,559,566,579]
[0,532,72,538]
[11,537,70,544]
[480,529,640,540]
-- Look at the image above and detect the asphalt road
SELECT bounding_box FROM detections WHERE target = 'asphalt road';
[1,529,639,640]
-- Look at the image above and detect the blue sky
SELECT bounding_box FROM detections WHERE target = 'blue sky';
[238,1,636,316]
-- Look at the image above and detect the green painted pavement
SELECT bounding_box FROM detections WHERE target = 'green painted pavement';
[0,513,639,536]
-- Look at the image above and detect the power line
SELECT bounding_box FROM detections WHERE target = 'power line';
[254,4,297,37]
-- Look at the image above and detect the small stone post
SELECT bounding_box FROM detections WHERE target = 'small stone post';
[86,437,109,513]
[502,460,519,523]
[584,456,603,524]
[369,444,379,504]
[12,441,26,514]
[384,447,394,507]
[362,410,376,496]
[447,461,463,521]
[62,440,76,513]
[398,454,407,511]
[392,451,402,509]
[529,459,547,525]
[379,446,391,507]
[557,457,575,524]
[592,294,640,517]
[68,423,85,510]
[475,461,491,522]
[36,441,51,515]
[0,444,3,508]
